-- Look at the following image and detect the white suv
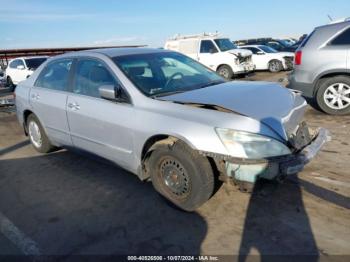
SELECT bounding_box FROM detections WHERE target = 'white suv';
[6,56,48,90]
[164,33,255,79]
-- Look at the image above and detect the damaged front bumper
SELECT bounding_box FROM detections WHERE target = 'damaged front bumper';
[200,128,330,185]
[234,63,255,75]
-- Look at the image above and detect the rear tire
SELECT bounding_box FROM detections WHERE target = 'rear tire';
[217,65,233,80]
[268,60,283,73]
[27,114,56,153]
[316,76,350,115]
[148,140,215,211]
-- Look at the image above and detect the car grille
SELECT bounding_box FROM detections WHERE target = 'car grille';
[239,55,252,64]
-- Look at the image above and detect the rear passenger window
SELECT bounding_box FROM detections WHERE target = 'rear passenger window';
[35,59,72,91]
[73,59,116,98]
[331,27,350,45]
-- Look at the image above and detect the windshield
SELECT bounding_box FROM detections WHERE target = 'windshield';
[25,58,47,70]
[113,52,225,97]
[214,38,237,51]
[259,45,278,53]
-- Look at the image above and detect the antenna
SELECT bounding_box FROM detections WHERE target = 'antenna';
[327,14,333,21]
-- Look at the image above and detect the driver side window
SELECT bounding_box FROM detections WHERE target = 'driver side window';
[200,40,218,53]
[9,59,23,69]
[73,59,116,98]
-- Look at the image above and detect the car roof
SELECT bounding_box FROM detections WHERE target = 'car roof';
[70,47,171,58]
[315,20,350,31]
[240,45,260,48]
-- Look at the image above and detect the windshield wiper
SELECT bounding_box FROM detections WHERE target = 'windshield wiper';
[197,80,225,89]
[151,90,187,98]
[151,81,224,98]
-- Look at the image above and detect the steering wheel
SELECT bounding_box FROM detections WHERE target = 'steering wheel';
[164,72,184,89]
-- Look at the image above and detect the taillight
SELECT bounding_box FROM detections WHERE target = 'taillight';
[295,50,302,65]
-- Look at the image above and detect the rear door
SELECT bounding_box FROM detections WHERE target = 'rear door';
[66,57,134,168]
[29,58,73,146]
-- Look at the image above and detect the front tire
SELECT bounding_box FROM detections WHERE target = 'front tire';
[217,65,233,79]
[316,76,350,115]
[268,60,283,73]
[27,114,56,153]
[148,140,215,211]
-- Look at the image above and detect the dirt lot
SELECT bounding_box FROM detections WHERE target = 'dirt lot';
[0,72,349,260]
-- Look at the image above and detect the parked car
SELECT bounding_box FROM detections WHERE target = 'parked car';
[276,37,298,46]
[288,20,350,115]
[15,48,329,211]
[164,33,255,79]
[240,45,294,72]
[5,56,48,91]
[235,38,297,52]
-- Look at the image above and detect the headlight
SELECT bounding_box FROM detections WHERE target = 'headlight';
[215,128,291,159]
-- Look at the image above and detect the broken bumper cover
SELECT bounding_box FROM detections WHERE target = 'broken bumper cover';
[234,63,255,74]
[280,128,330,175]
[199,128,330,184]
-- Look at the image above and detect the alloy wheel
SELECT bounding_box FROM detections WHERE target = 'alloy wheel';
[323,83,350,110]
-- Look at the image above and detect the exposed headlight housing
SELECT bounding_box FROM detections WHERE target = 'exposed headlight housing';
[215,128,291,159]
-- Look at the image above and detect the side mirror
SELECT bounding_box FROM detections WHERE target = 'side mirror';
[17,65,25,70]
[257,51,265,55]
[99,84,128,103]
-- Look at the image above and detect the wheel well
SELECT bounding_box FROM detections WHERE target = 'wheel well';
[22,110,34,134]
[314,73,350,95]
[141,135,170,161]
[268,59,281,64]
[140,135,220,183]
[216,64,232,72]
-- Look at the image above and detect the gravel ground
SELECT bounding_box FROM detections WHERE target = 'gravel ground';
[0,72,349,260]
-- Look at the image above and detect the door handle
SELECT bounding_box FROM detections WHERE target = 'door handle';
[68,102,80,110]
[31,94,40,100]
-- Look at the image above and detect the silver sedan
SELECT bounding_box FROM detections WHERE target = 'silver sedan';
[15,48,329,211]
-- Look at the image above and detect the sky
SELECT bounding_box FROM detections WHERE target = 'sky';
[0,0,349,49]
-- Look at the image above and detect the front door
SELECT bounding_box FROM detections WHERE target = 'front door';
[66,58,134,169]
[197,40,219,70]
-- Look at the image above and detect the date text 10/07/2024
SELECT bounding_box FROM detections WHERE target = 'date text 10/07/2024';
[127,256,219,261]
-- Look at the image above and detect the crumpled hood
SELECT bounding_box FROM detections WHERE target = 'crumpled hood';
[160,81,307,140]
[227,48,252,57]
